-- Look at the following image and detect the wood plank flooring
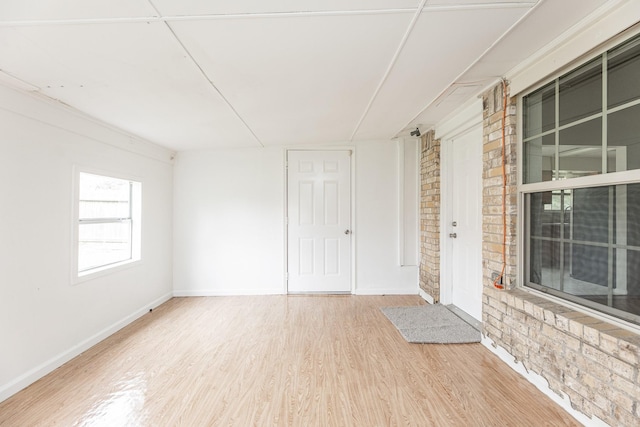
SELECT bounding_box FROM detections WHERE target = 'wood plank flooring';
[0,296,579,426]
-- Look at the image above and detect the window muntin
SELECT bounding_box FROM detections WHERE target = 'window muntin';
[522,34,640,184]
[77,172,141,276]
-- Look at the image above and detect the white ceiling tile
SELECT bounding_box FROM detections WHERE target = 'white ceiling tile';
[354,5,532,140]
[0,0,155,22]
[462,0,611,83]
[152,0,420,16]
[0,23,259,150]
[170,13,413,145]
[0,0,622,150]
[407,0,610,131]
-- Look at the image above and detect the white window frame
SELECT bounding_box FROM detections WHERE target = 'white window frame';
[518,28,640,329]
[71,167,142,284]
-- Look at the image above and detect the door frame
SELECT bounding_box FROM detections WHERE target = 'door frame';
[437,100,483,307]
[283,147,356,294]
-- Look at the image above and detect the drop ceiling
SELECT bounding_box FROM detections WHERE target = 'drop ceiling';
[0,0,612,150]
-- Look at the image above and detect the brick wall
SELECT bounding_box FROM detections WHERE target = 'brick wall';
[419,130,440,301]
[480,82,640,426]
[482,82,517,290]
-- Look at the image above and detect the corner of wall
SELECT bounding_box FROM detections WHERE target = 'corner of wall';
[419,129,441,302]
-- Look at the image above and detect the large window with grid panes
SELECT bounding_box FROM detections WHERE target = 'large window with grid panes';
[521,33,640,325]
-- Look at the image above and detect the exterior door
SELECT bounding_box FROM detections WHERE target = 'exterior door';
[287,150,352,293]
[446,126,483,320]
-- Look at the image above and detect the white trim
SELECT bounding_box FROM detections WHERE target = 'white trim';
[173,289,284,297]
[440,138,454,306]
[435,98,483,141]
[508,0,640,95]
[0,292,172,404]
[418,288,435,304]
[481,335,608,427]
[397,139,406,265]
[521,169,640,193]
[354,287,418,296]
[0,83,175,164]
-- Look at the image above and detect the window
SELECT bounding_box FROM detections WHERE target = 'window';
[75,171,141,279]
[522,34,640,325]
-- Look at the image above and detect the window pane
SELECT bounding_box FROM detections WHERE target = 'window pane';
[526,184,640,323]
[523,82,555,138]
[624,249,640,316]
[579,249,640,318]
[608,103,640,172]
[558,118,602,177]
[559,58,602,126]
[529,239,561,289]
[523,133,555,183]
[78,221,132,272]
[608,35,640,109]
[79,173,131,219]
[573,187,610,244]
[570,243,609,287]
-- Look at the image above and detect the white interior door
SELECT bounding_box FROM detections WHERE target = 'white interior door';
[287,150,351,293]
[445,126,483,320]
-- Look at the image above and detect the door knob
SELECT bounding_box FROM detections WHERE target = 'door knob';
[344,230,351,235]
[449,233,457,238]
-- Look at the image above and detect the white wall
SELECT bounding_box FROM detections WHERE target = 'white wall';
[0,85,174,402]
[173,147,286,294]
[173,141,418,296]
[354,140,419,294]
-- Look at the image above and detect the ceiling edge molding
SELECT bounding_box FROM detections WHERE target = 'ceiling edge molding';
[0,82,176,163]
[507,0,640,94]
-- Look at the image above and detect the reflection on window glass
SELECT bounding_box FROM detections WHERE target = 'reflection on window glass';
[527,184,640,322]
[558,118,602,177]
[523,34,640,182]
[524,82,555,138]
[608,35,640,109]
[608,103,640,172]
[559,57,602,126]
[524,134,555,183]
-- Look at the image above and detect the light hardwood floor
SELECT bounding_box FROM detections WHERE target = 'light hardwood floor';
[0,295,579,426]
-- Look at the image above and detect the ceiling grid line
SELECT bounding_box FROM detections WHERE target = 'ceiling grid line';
[398,0,548,135]
[145,0,265,148]
[348,0,428,141]
[0,0,614,150]
[0,9,419,27]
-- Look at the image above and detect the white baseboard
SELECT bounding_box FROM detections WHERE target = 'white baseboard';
[173,289,285,297]
[480,335,607,427]
[0,292,173,404]
[418,288,435,304]
[354,287,418,295]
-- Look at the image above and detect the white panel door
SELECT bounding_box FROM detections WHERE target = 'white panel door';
[448,126,483,320]
[287,150,351,293]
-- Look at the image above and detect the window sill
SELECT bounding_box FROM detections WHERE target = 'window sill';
[72,258,142,285]
[515,286,640,336]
